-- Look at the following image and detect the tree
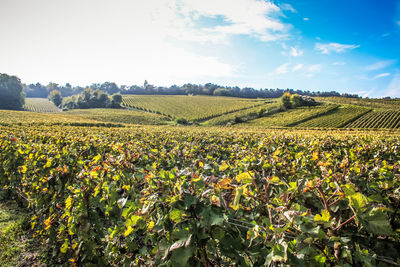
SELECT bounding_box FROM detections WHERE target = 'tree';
[280,92,292,110]
[111,94,123,108]
[290,94,303,107]
[49,90,63,107]
[0,73,25,110]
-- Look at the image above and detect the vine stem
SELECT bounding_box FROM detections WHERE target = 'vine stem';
[316,187,329,212]
[334,215,356,231]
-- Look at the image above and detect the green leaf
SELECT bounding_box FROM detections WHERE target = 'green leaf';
[170,209,184,223]
[200,206,224,226]
[169,246,194,267]
[348,192,368,212]
[359,208,392,235]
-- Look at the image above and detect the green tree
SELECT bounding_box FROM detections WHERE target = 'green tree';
[280,92,292,110]
[0,73,25,110]
[290,93,303,107]
[111,94,123,108]
[49,90,63,107]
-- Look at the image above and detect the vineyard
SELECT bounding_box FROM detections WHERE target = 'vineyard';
[203,102,278,126]
[64,109,171,125]
[23,98,61,113]
[295,105,372,128]
[316,97,400,110]
[0,125,399,266]
[122,95,265,121]
[241,104,338,127]
[346,110,400,129]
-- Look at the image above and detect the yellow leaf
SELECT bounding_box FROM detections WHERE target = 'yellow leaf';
[236,172,254,184]
[314,209,331,223]
[124,226,133,237]
[312,152,319,161]
[65,196,73,210]
[147,221,155,231]
[19,165,27,174]
[198,161,204,168]
[269,176,280,183]
[219,161,229,171]
[44,159,52,168]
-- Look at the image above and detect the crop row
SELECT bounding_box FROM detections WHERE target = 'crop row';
[243,104,338,127]
[122,95,263,121]
[204,102,278,126]
[316,97,400,110]
[23,98,61,113]
[347,110,400,129]
[296,105,371,128]
[0,125,399,266]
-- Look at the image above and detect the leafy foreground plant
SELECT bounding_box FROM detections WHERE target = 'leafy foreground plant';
[0,125,399,266]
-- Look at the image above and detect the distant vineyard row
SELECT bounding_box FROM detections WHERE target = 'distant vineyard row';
[347,110,400,129]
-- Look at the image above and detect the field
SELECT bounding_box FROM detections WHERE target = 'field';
[10,95,400,129]
[0,120,399,266]
[316,97,400,110]
[240,104,338,127]
[122,95,265,121]
[295,105,371,128]
[203,101,278,126]
[347,110,400,129]
[64,109,171,125]
[23,98,60,113]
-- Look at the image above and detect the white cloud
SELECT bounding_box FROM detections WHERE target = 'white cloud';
[180,0,291,42]
[365,60,397,71]
[303,18,310,21]
[293,64,304,71]
[373,73,391,79]
[305,64,322,76]
[384,73,400,97]
[271,63,321,77]
[290,47,303,57]
[278,3,297,13]
[315,42,360,54]
[274,62,291,74]
[332,62,346,66]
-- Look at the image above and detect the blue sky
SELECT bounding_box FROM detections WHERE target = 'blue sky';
[0,0,399,97]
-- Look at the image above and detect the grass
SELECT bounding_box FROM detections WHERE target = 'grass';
[0,193,42,267]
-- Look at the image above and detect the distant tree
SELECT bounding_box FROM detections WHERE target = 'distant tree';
[290,94,303,107]
[0,73,25,110]
[49,90,63,107]
[280,92,292,109]
[111,94,123,108]
[100,82,119,95]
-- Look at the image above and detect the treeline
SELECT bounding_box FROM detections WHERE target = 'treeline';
[51,89,122,110]
[24,80,360,99]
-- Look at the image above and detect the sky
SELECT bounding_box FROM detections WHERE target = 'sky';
[0,0,399,97]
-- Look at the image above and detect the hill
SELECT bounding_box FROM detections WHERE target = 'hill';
[1,95,399,129]
[23,98,60,113]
